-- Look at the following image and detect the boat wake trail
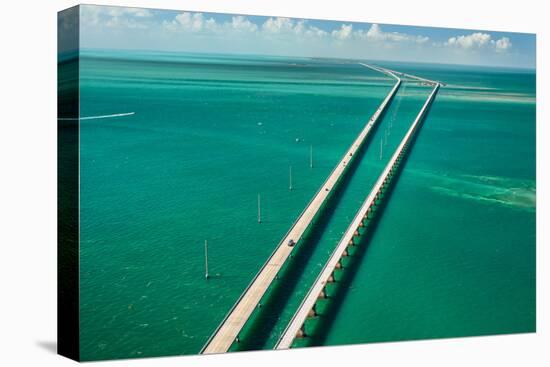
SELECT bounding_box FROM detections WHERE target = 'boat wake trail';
[58,112,135,121]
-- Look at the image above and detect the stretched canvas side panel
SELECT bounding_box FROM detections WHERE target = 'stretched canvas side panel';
[57,5,80,361]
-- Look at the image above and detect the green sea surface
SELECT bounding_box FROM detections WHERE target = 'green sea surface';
[76,50,535,360]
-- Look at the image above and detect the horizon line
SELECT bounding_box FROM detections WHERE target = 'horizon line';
[74,47,537,71]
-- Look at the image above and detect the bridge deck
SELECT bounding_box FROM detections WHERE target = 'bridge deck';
[201,65,401,354]
[379,66,439,85]
[275,75,440,350]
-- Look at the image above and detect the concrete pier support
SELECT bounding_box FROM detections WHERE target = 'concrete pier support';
[308,304,318,318]
[296,324,307,338]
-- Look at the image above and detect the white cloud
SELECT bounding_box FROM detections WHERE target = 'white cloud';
[164,15,326,37]
[81,5,102,27]
[262,17,294,34]
[167,12,207,32]
[79,6,525,66]
[107,7,153,18]
[84,9,431,47]
[163,12,256,34]
[446,32,492,49]
[204,18,218,32]
[305,26,328,38]
[338,23,430,44]
[261,17,325,38]
[367,24,396,41]
[104,16,150,29]
[380,24,425,43]
[495,37,512,52]
[444,32,512,53]
[230,16,258,33]
[81,5,154,29]
[332,24,353,40]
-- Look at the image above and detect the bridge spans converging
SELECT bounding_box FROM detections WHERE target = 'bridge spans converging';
[201,63,440,354]
[276,78,440,350]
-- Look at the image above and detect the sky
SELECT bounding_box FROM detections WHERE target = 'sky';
[71,4,536,69]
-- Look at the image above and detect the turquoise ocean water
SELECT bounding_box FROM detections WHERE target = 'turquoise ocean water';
[76,50,535,360]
